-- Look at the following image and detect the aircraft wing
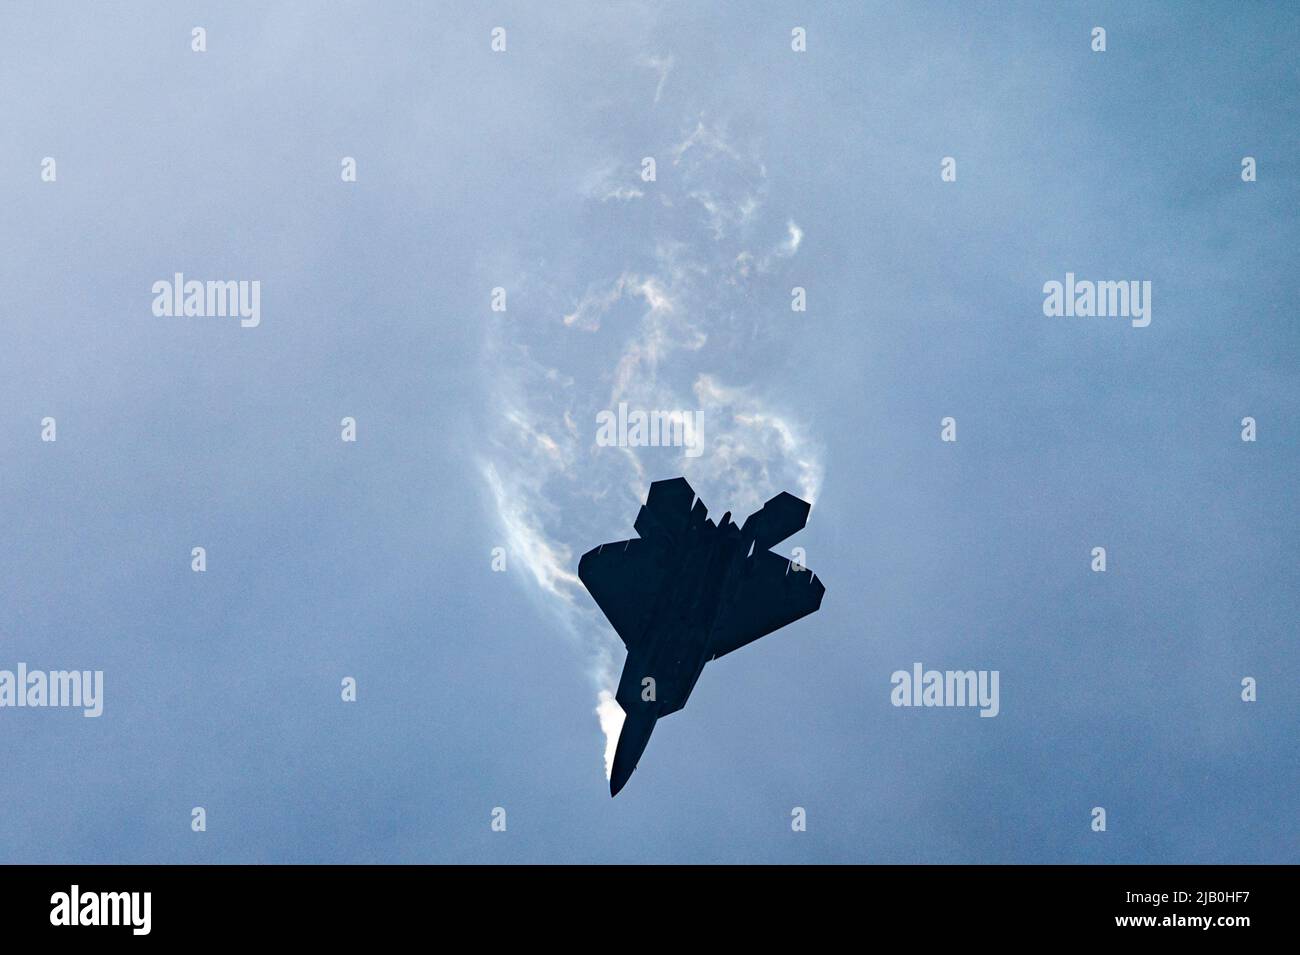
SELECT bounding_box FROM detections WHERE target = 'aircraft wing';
[579,478,698,647]
[579,478,702,649]
[577,536,670,649]
[707,550,825,660]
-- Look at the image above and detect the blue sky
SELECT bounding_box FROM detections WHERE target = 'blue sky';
[0,1,1296,863]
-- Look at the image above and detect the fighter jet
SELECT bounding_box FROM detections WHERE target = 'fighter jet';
[578,477,826,796]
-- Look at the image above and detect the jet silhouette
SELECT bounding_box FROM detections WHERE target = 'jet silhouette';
[578,477,826,796]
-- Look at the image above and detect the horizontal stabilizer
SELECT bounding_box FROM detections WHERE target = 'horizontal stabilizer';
[739,491,811,552]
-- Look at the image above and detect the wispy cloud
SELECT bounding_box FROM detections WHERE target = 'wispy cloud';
[578,160,645,204]
[563,272,676,332]
[777,220,803,257]
[481,113,821,780]
[642,53,674,104]
[482,460,581,600]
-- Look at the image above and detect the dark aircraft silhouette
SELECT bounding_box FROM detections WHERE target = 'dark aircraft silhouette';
[578,477,826,796]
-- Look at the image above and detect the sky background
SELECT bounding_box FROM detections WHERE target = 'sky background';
[0,1,1296,863]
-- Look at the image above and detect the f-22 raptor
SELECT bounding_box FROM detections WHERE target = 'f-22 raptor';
[578,477,826,796]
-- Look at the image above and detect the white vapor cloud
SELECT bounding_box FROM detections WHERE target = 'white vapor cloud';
[482,114,821,780]
[643,53,674,103]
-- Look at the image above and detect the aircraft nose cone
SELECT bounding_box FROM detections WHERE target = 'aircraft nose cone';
[610,750,637,796]
[609,708,657,797]
[610,768,630,797]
